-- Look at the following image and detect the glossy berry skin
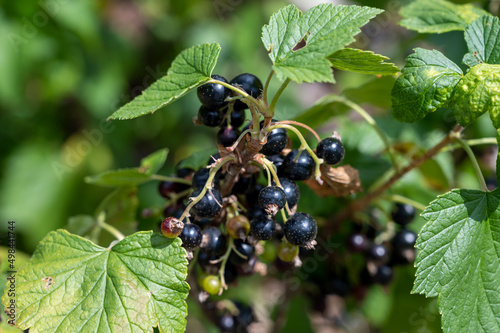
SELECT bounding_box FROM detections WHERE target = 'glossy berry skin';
[267,154,284,170]
[229,240,255,265]
[281,149,315,181]
[234,301,255,328]
[373,265,394,285]
[278,242,299,262]
[347,233,368,253]
[258,186,287,215]
[284,212,317,246]
[391,203,416,226]
[316,137,345,165]
[392,229,417,251]
[198,105,224,127]
[217,126,240,147]
[367,244,389,263]
[161,217,184,238]
[230,73,263,110]
[192,168,220,190]
[197,74,230,109]
[219,314,235,332]
[191,188,223,218]
[201,227,227,257]
[250,215,276,240]
[201,275,220,295]
[158,180,179,198]
[246,204,267,221]
[226,215,250,239]
[179,223,202,249]
[197,251,220,271]
[261,120,288,156]
[229,109,246,128]
[278,178,300,207]
[176,165,194,179]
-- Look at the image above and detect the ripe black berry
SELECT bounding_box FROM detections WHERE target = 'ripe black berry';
[197,74,230,109]
[192,168,220,190]
[179,223,202,249]
[191,188,223,218]
[261,120,288,156]
[316,137,345,165]
[277,178,300,207]
[347,233,368,253]
[219,313,235,332]
[198,105,224,127]
[197,251,220,272]
[267,154,284,170]
[391,203,416,226]
[158,180,179,198]
[246,204,267,221]
[217,126,240,147]
[229,240,255,265]
[373,265,394,285]
[230,73,263,110]
[366,244,389,263]
[258,185,287,215]
[200,226,227,257]
[281,149,315,181]
[392,229,417,251]
[232,174,256,195]
[284,212,317,247]
[250,215,276,240]
[228,109,246,128]
[234,301,255,328]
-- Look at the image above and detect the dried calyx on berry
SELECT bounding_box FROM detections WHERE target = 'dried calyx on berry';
[161,217,184,238]
[258,185,287,216]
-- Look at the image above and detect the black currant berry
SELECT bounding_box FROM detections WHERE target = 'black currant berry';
[230,73,263,110]
[234,301,255,329]
[192,168,220,190]
[229,240,255,265]
[194,217,212,228]
[175,165,194,179]
[347,233,368,253]
[207,153,221,166]
[366,244,389,263]
[392,229,417,251]
[158,180,179,198]
[229,109,246,128]
[191,188,223,218]
[197,251,220,272]
[250,215,276,240]
[260,120,288,156]
[281,149,315,181]
[197,74,230,109]
[198,105,224,127]
[267,154,284,170]
[258,185,287,215]
[179,223,202,249]
[277,178,300,207]
[232,174,256,195]
[284,212,317,247]
[245,184,264,207]
[217,126,240,147]
[200,226,227,257]
[219,313,235,332]
[391,203,416,226]
[246,204,267,221]
[373,265,394,285]
[316,137,345,165]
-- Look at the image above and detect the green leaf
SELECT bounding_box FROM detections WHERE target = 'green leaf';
[85,168,152,186]
[391,48,462,123]
[452,63,500,127]
[400,0,488,33]
[1,230,189,333]
[176,149,218,171]
[95,186,138,242]
[108,43,220,120]
[328,48,399,75]
[463,16,500,67]
[85,149,169,187]
[140,148,169,175]
[261,4,383,83]
[66,215,100,243]
[414,189,500,333]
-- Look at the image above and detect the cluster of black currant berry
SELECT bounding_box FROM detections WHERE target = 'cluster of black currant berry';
[153,72,347,331]
[346,203,418,287]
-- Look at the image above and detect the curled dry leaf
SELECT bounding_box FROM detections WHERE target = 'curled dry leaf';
[304,164,362,197]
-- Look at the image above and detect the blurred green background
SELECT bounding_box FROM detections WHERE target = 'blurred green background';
[0,0,497,332]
